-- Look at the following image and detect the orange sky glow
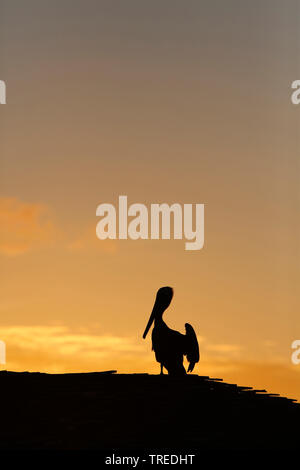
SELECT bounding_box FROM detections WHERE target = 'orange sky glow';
[0,1,299,402]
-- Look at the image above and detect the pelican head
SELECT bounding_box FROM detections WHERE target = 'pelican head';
[143,286,173,339]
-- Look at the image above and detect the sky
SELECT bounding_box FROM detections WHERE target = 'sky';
[0,0,300,401]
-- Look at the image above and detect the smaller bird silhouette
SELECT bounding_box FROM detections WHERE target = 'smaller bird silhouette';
[143,287,200,375]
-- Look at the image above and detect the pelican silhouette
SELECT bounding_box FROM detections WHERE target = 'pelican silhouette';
[143,287,200,375]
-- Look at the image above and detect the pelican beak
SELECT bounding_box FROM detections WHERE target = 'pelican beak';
[143,286,173,339]
[142,305,156,339]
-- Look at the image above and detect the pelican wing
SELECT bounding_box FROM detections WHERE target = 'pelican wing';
[184,323,200,372]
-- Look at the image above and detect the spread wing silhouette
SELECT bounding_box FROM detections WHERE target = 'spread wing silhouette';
[185,323,200,372]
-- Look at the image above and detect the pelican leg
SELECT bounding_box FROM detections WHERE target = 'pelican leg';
[160,363,164,375]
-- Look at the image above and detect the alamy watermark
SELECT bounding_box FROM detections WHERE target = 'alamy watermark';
[0,341,6,364]
[96,196,204,251]
[291,80,300,104]
[291,340,300,365]
[0,80,6,104]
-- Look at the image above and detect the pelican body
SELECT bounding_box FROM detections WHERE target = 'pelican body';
[143,287,200,375]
